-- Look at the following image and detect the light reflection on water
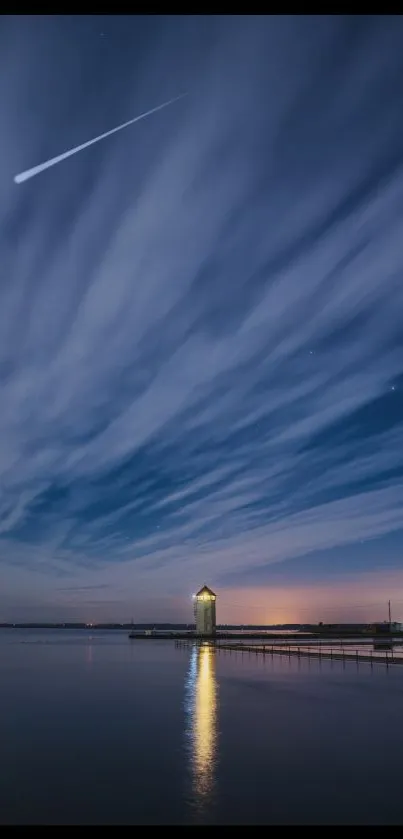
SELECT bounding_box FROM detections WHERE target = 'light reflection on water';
[3,630,403,824]
[185,643,218,819]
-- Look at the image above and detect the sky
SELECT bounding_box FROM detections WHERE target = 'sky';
[1,15,403,625]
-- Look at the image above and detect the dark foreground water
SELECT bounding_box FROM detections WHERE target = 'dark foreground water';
[1,630,403,825]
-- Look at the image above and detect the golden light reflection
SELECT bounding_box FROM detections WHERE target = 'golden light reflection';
[186,643,218,808]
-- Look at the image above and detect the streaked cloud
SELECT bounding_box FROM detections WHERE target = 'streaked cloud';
[1,16,403,620]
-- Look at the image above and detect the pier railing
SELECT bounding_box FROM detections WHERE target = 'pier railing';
[175,639,403,668]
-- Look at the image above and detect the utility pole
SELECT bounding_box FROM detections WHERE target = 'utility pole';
[388,600,392,625]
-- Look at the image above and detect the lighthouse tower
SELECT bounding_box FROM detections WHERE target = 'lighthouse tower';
[193,585,217,636]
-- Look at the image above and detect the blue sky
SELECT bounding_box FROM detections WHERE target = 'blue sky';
[1,15,403,623]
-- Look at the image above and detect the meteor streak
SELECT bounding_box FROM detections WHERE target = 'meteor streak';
[14,93,187,184]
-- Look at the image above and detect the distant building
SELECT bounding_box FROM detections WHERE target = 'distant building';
[370,622,403,635]
[315,623,368,634]
[193,585,217,636]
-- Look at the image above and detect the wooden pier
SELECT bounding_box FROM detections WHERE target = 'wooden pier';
[175,639,403,667]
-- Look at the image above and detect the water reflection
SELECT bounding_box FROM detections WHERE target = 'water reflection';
[85,640,93,665]
[185,643,218,816]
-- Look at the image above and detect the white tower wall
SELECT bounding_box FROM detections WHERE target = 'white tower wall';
[194,587,217,635]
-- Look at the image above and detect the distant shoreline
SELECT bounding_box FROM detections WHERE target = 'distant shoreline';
[0,623,302,631]
[2,622,403,640]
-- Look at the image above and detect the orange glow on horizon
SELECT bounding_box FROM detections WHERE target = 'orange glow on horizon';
[216,572,403,625]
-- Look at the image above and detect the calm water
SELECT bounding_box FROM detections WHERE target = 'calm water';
[1,629,403,825]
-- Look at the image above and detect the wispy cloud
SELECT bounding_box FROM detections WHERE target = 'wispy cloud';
[55,584,110,592]
[1,16,403,619]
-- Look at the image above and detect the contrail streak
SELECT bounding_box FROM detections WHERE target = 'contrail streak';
[14,93,187,184]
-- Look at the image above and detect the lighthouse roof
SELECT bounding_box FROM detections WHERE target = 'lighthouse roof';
[195,585,216,597]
